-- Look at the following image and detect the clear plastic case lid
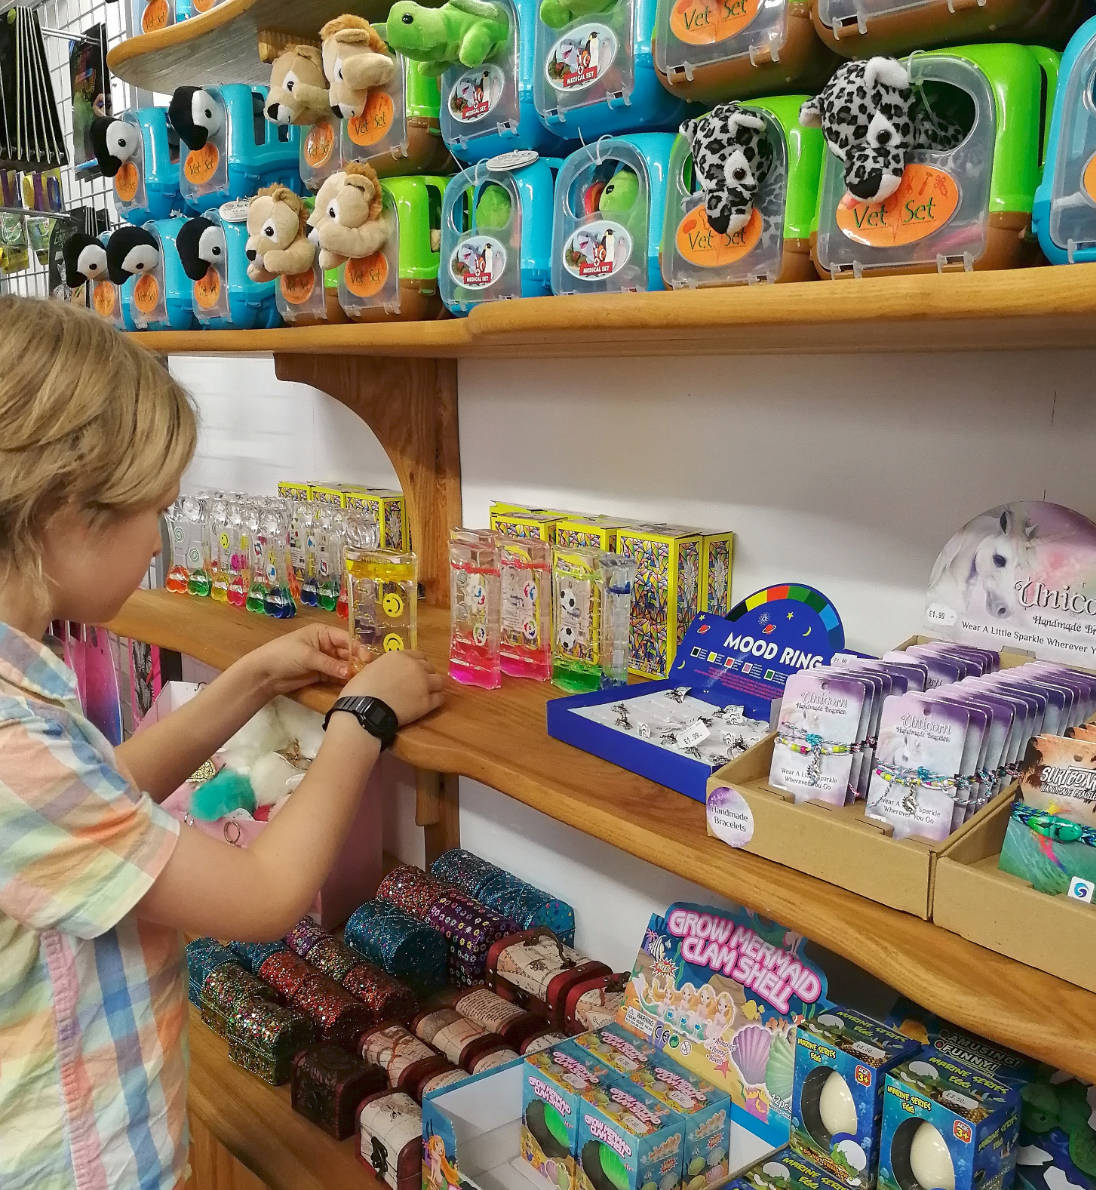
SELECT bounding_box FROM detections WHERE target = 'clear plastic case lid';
[179,88,230,206]
[191,207,235,324]
[441,0,522,150]
[653,0,787,81]
[552,139,651,294]
[132,0,175,34]
[338,194,402,316]
[814,55,991,276]
[661,107,787,288]
[128,228,170,329]
[441,159,527,308]
[1048,33,1096,260]
[534,0,636,123]
[340,59,411,168]
[110,116,150,219]
[815,0,927,37]
[301,116,343,191]
[275,260,329,323]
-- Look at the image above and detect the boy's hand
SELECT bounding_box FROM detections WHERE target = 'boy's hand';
[342,650,444,725]
[244,624,352,696]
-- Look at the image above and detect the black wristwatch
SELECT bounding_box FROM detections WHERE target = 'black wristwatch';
[323,696,399,750]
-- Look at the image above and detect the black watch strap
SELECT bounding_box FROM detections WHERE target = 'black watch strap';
[323,695,399,750]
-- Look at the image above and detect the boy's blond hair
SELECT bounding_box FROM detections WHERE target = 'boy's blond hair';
[0,296,197,581]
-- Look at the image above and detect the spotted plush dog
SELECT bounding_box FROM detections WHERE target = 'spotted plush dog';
[680,102,773,237]
[800,57,964,204]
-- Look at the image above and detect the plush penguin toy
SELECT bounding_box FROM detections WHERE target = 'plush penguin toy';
[90,115,139,177]
[168,85,224,149]
[62,232,108,288]
[176,216,227,282]
[106,225,160,285]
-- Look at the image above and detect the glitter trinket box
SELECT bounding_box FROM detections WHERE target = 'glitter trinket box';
[377,864,455,921]
[290,1042,387,1139]
[342,963,418,1028]
[228,939,287,974]
[258,951,316,1001]
[345,900,448,994]
[292,973,374,1046]
[186,938,238,1006]
[426,891,516,986]
[486,929,611,1027]
[227,1000,318,1085]
[199,963,278,1037]
[306,935,361,984]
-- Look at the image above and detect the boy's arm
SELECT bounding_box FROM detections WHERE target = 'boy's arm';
[134,650,444,939]
[115,624,351,800]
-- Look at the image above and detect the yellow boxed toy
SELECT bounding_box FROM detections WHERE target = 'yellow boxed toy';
[340,487,408,550]
[307,483,346,508]
[490,509,565,542]
[554,515,636,551]
[277,481,310,502]
[489,500,533,518]
[701,532,735,618]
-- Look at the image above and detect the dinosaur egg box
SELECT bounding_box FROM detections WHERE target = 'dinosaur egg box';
[338,28,452,180]
[811,44,1059,279]
[653,0,837,106]
[790,1008,921,1188]
[533,0,688,139]
[440,151,559,312]
[878,1054,1020,1190]
[169,84,303,213]
[552,134,674,294]
[93,108,181,226]
[523,1041,612,1186]
[115,219,196,332]
[662,96,822,288]
[439,0,570,161]
[1034,14,1096,264]
[811,0,1083,58]
[178,204,280,330]
[339,175,448,321]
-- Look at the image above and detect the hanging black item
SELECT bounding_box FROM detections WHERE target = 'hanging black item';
[0,6,68,169]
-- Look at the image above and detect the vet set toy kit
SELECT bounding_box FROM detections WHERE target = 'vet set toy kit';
[91,108,181,225]
[808,46,1059,278]
[109,219,196,331]
[177,205,280,329]
[662,96,824,287]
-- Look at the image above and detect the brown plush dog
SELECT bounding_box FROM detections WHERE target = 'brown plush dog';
[266,45,331,126]
[245,185,316,281]
[320,15,397,120]
[309,162,389,269]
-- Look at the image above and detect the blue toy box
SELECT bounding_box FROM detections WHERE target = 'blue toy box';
[169,84,302,213]
[725,1147,848,1190]
[790,1009,920,1188]
[551,133,675,294]
[1034,15,1096,263]
[440,151,559,313]
[547,586,845,803]
[878,1054,1020,1190]
[177,204,280,329]
[533,0,689,139]
[119,219,196,332]
[97,108,181,226]
[574,1078,686,1190]
[439,0,569,161]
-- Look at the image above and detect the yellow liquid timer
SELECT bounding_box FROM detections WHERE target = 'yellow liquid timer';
[346,547,419,669]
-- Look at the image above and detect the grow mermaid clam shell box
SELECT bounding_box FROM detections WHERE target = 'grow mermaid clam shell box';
[616,901,832,1149]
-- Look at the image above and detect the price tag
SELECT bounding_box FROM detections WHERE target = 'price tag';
[676,719,710,749]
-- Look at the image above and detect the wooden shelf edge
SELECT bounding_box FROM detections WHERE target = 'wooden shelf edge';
[110,591,1096,1083]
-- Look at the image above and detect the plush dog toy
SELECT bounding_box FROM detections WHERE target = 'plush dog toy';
[320,15,397,119]
[105,225,160,285]
[168,85,224,149]
[308,162,388,269]
[176,216,227,282]
[385,0,510,75]
[680,102,772,235]
[539,0,617,32]
[800,57,963,205]
[245,185,316,281]
[266,44,331,125]
[62,232,108,288]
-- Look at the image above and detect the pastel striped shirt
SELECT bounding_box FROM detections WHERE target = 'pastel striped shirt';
[0,623,187,1190]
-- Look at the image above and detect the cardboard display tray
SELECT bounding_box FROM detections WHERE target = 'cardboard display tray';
[933,796,1096,992]
[706,734,1011,919]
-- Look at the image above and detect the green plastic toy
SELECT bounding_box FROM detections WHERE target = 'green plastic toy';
[386,0,510,75]
[598,167,638,213]
[475,182,513,229]
[539,0,617,31]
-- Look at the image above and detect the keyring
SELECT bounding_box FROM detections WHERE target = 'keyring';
[223,820,242,847]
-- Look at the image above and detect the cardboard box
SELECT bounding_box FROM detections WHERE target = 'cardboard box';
[933,794,1096,990]
[706,736,1013,919]
[492,510,566,543]
[554,516,637,552]
[340,487,408,550]
[725,1148,848,1190]
[574,1079,685,1190]
[277,481,310,502]
[790,1009,920,1187]
[700,534,735,619]
[308,483,346,508]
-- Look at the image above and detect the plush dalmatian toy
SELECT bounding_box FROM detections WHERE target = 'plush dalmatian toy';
[800,57,964,204]
[680,102,773,236]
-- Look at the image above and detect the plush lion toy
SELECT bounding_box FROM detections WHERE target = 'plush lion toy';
[320,15,397,120]
[245,185,316,281]
[266,45,331,126]
[308,162,388,269]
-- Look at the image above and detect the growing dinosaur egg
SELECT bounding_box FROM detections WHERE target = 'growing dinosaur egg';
[819,1071,858,1139]
[908,1123,955,1190]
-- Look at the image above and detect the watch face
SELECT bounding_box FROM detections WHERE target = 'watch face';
[362,698,397,737]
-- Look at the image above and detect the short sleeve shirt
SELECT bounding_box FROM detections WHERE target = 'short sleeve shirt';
[0,623,187,1190]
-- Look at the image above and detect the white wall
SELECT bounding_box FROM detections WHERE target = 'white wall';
[171,345,1096,1061]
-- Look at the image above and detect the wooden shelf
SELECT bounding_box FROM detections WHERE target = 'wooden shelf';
[187,1004,372,1190]
[112,589,1096,1083]
[127,265,1096,358]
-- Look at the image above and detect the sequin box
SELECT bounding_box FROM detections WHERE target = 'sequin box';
[290,1042,387,1139]
[228,939,287,974]
[199,963,279,1037]
[259,951,316,1001]
[486,929,611,1027]
[429,848,498,896]
[285,916,329,959]
[227,1001,318,1085]
[343,963,418,1027]
[345,900,448,993]
[186,938,237,1006]
[293,973,374,1046]
[377,864,454,921]
[306,936,360,983]
[426,892,516,986]
[358,1090,423,1190]
[476,871,576,947]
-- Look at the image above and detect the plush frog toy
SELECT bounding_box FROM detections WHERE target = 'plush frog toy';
[539,0,618,32]
[386,0,510,75]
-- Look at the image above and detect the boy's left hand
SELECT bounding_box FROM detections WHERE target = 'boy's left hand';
[243,624,352,696]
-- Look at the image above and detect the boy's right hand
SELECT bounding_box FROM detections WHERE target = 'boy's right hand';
[341,650,445,726]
